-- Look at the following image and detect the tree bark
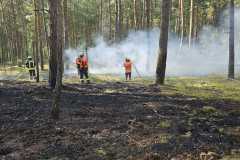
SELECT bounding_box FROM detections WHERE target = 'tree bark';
[100,0,103,34]
[40,41,44,70]
[49,0,59,89]
[179,0,184,49]
[188,0,194,48]
[133,0,137,29]
[38,11,44,71]
[146,0,151,29]
[146,0,151,72]
[228,0,235,79]
[34,0,40,82]
[115,0,120,41]
[156,0,172,85]
[41,0,50,57]
[141,0,145,29]
[108,0,112,40]
[63,0,69,48]
[49,0,64,120]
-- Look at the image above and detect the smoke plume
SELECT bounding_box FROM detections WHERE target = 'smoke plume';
[64,8,240,77]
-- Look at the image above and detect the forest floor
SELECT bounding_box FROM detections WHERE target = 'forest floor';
[0,70,240,160]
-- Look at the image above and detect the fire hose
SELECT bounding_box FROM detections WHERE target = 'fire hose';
[133,64,142,78]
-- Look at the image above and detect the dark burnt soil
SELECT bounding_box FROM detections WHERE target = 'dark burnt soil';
[0,81,240,160]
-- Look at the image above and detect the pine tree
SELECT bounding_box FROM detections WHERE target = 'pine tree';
[156,0,172,85]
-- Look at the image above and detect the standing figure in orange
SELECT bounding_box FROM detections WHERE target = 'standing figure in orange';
[76,54,89,83]
[123,58,132,81]
[75,55,81,75]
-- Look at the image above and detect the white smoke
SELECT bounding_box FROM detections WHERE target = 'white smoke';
[64,8,240,77]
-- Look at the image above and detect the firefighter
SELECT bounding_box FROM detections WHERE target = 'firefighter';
[25,56,36,80]
[124,58,132,81]
[75,55,81,75]
[76,54,89,83]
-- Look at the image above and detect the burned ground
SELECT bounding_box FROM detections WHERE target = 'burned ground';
[0,81,240,160]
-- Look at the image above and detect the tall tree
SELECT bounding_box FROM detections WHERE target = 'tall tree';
[179,0,184,49]
[146,0,151,72]
[133,0,137,29]
[188,0,194,48]
[146,0,151,29]
[41,0,50,57]
[100,0,103,34]
[33,0,40,82]
[156,0,172,85]
[108,0,112,40]
[49,0,59,89]
[115,0,120,41]
[37,2,44,71]
[49,0,64,119]
[228,0,235,79]
[63,0,69,48]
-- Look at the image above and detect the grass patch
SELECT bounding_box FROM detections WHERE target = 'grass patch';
[221,155,240,160]
[1,68,239,102]
[193,106,226,118]
[157,120,171,129]
[95,148,107,156]
[156,133,172,144]
[166,76,240,102]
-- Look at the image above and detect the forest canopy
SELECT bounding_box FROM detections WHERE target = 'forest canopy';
[0,0,240,67]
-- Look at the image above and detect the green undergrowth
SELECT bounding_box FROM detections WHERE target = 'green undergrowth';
[64,74,153,84]
[89,75,240,102]
[166,76,240,102]
[0,66,26,73]
[1,67,239,102]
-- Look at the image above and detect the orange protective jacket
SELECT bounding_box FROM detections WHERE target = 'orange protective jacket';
[124,61,132,73]
[76,57,88,69]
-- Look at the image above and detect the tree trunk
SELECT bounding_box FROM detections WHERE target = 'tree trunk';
[146,0,150,29]
[188,0,194,48]
[115,0,120,41]
[156,0,172,85]
[146,0,151,72]
[10,0,18,65]
[40,41,44,70]
[34,0,40,82]
[63,0,69,48]
[49,0,59,89]
[141,0,145,29]
[41,0,50,57]
[49,0,64,120]
[119,0,123,37]
[100,0,103,34]
[194,3,199,42]
[133,0,137,29]
[37,5,44,71]
[150,0,153,27]
[228,0,234,79]
[108,0,112,40]
[179,0,184,49]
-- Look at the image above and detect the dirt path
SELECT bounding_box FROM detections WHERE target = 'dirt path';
[0,81,240,160]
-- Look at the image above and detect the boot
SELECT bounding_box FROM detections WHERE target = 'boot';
[87,79,90,84]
